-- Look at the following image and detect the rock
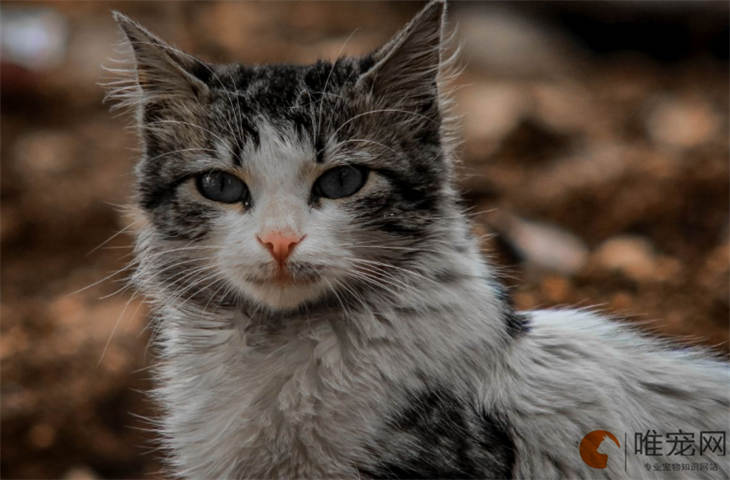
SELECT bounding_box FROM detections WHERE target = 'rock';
[645,96,720,150]
[458,82,530,160]
[531,82,597,134]
[528,143,628,201]
[13,130,76,176]
[491,213,589,274]
[591,235,658,281]
[454,5,578,78]
[63,466,99,480]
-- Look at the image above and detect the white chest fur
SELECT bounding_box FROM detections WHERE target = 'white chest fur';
[157,310,392,478]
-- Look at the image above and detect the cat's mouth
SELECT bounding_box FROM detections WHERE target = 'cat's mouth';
[263,270,313,286]
[237,262,332,310]
[245,262,325,287]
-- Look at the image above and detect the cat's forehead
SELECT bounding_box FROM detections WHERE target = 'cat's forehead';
[212,59,367,113]
[204,58,374,167]
[236,121,317,181]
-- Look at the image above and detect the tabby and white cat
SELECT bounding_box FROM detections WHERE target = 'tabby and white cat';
[109,1,729,478]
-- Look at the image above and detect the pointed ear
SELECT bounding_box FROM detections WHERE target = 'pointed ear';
[357,0,446,110]
[112,11,209,102]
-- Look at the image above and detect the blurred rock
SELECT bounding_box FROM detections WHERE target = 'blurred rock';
[490,213,589,274]
[455,6,580,78]
[63,466,100,480]
[458,82,530,160]
[531,82,598,134]
[529,143,628,201]
[13,130,76,175]
[645,96,721,150]
[591,235,658,281]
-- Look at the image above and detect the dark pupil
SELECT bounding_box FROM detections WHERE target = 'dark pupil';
[318,166,366,199]
[199,171,244,203]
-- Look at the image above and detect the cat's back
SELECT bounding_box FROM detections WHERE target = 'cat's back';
[498,309,730,479]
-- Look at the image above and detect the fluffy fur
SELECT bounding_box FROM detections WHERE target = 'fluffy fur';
[108,2,729,478]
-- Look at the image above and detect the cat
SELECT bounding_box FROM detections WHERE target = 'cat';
[108,1,729,478]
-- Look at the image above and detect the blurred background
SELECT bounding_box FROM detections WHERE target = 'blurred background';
[1,1,728,478]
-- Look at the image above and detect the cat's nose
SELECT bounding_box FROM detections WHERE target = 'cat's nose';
[256,231,305,265]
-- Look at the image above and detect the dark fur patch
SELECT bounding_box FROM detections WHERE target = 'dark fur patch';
[492,280,530,338]
[138,173,190,211]
[505,310,530,339]
[189,58,214,85]
[359,386,516,479]
[231,140,243,167]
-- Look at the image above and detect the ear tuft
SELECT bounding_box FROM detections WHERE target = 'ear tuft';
[109,12,209,104]
[357,0,447,109]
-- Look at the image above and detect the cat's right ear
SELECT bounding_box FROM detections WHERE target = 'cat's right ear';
[356,1,447,114]
[111,12,209,103]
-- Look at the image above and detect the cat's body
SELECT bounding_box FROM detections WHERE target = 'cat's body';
[110,2,729,478]
[154,303,728,479]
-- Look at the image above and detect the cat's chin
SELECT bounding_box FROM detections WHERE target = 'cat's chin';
[242,279,329,311]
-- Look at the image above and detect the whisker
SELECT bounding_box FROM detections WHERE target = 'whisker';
[146,120,236,157]
[86,220,140,257]
[67,263,136,296]
[316,28,359,140]
[328,138,399,157]
[98,290,139,366]
[321,108,439,156]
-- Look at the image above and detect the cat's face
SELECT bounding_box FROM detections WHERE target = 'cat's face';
[113,2,455,311]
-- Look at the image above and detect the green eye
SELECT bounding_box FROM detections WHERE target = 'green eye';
[196,171,249,204]
[314,166,368,199]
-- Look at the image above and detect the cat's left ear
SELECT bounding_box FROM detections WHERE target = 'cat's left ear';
[357,0,447,112]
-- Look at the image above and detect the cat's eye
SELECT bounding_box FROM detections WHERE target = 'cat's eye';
[314,165,368,199]
[196,171,249,204]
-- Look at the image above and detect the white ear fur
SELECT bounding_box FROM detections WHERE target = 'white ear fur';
[111,12,209,102]
[357,0,446,104]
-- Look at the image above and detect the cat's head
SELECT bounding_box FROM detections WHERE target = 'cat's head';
[110,1,464,312]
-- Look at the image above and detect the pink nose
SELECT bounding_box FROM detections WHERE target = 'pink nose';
[256,231,304,265]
